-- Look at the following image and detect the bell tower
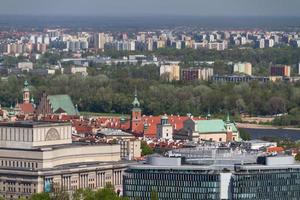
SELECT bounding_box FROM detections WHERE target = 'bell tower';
[23,80,30,104]
[131,88,142,132]
[225,112,233,141]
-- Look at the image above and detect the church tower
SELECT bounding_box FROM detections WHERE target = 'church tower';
[23,80,30,104]
[131,89,142,132]
[225,112,233,141]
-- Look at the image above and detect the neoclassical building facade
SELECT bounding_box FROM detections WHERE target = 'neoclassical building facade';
[0,121,132,199]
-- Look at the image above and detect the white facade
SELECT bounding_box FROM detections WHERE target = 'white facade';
[0,122,130,199]
[17,62,33,71]
[0,123,72,149]
[233,62,252,76]
[157,124,173,140]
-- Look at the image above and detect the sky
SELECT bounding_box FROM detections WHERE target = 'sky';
[0,0,300,17]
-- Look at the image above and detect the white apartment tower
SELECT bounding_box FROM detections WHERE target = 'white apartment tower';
[94,32,105,50]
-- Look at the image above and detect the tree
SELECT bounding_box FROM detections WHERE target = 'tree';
[295,153,300,162]
[267,96,286,115]
[73,188,96,200]
[150,191,159,200]
[239,129,251,141]
[141,141,153,156]
[51,183,69,200]
[30,192,51,200]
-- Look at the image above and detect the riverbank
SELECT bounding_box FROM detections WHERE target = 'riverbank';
[236,123,300,131]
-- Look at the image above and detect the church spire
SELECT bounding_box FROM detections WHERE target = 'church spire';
[226,112,231,124]
[132,87,140,108]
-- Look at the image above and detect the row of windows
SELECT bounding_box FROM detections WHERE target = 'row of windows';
[126,171,219,182]
[233,179,300,188]
[1,182,37,194]
[233,185,300,193]
[233,191,300,199]
[124,184,219,193]
[49,171,123,192]
[0,127,33,142]
[0,160,38,169]
[233,172,300,181]
[124,179,218,188]
[125,191,219,200]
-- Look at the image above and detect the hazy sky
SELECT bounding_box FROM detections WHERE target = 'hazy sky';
[0,0,300,17]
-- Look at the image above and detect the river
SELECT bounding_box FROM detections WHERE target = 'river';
[242,128,300,140]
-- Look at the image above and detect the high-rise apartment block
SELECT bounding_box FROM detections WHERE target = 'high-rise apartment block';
[233,62,252,76]
[181,67,214,81]
[159,63,180,81]
[270,65,291,77]
[94,33,105,50]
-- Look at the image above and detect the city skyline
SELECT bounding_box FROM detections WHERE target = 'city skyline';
[0,0,300,17]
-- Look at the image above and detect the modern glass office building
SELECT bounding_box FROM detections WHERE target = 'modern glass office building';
[232,156,300,200]
[123,154,300,200]
[124,167,220,200]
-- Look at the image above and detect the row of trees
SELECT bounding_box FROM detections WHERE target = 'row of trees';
[1,74,300,119]
[3,185,159,200]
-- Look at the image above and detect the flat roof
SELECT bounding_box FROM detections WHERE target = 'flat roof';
[128,164,231,171]
[97,129,133,137]
[49,160,135,171]
[0,121,71,128]
[235,163,300,171]
[129,162,300,172]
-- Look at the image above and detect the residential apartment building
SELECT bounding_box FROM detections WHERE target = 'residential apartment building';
[270,65,291,77]
[159,64,180,81]
[233,62,252,76]
[181,67,214,81]
[94,33,105,50]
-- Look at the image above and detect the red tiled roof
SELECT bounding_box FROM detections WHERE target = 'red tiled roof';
[61,114,205,139]
[19,103,35,114]
[132,115,204,138]
[267,146,284,153]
